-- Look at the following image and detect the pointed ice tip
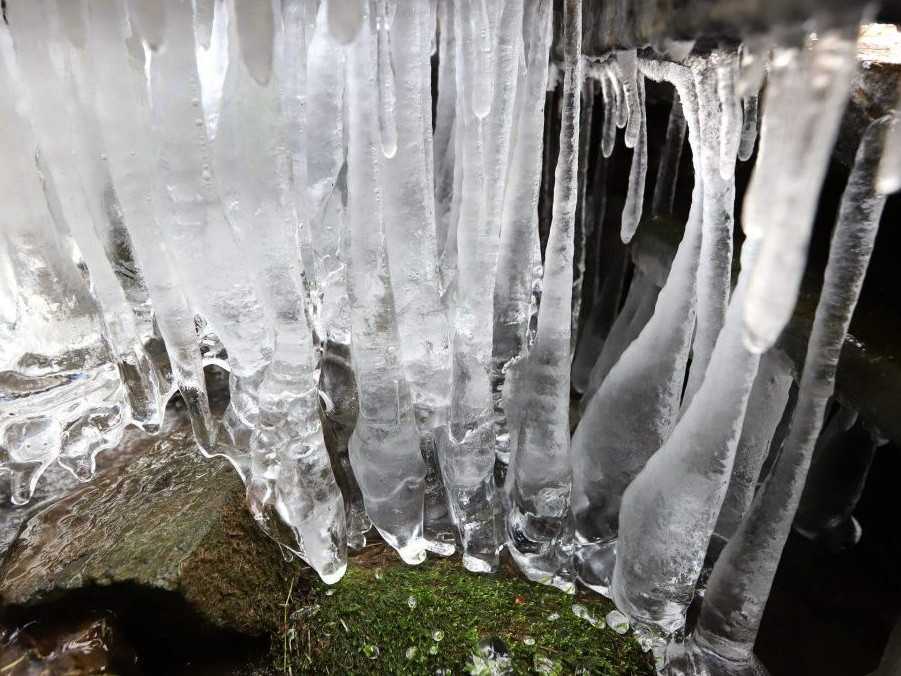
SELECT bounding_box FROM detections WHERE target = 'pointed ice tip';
[876,173,901,195]
[620,228,635,245]
[380,140,397,159]
[396,540,428,566]
[741,324,772,355]
[317,561,348,585]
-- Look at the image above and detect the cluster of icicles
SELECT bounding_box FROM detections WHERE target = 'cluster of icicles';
[1,0,899,673]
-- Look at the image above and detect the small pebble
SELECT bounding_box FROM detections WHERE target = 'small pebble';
[522,636,536,646]
[546,612,560,622]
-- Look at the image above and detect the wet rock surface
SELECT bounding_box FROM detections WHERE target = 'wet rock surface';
[0,416,294,672]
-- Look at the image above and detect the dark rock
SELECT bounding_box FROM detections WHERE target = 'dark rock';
[0,422,294,647]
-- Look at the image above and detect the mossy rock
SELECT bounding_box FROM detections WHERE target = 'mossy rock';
[277,543,654,675]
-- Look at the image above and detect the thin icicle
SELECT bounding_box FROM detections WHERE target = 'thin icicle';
[620,73,646,244]
[599,63,617,159]
[375,0,398,158]
[505,0,581,592]
[715,49,741,181]
[652,95,688,218]
[738,94,759,161]
[617,50,641,148]
[470,0,495,119]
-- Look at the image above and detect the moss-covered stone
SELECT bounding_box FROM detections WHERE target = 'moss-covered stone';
[278,544,654,675]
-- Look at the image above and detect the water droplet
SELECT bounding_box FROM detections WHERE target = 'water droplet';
[432,629,445,642]
[522,636,536,646]
[405,646,418,660]
[605,609,629,634]
[407,595,417,609]
[362,643,380,660]
[571,603,600,627]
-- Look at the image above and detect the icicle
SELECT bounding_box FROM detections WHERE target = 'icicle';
[193,0,215,49]
[715,49,741,181]
[742,30,858,354]
[794,406,882,550]
[599,63,617,158]
[491,0,552,466]
[612,236,764,643]
[375,0,398,158]
[442,0,504,573]
[327,0,363,45]
[620,73,646,244]
[381,1,454,557]
[505,0,581,592]
[571,75,595,343]
[345,1,427,566]
[470,0,495,119]
[617,50,641,149]
[737,94,759,161]
[570,58,704,597]
[651,95,688,218]
[711,350,793,548]
[83,0,215,455]
[680,53,737,410]
[877,99,901,193]
[671,114,890,675]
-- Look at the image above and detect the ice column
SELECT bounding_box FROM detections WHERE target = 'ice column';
[505,0,581,592]
[669,114,890,676]
[652,97,688,218]
[491,0,552,467]
[381,0,454,556]
[570,59,704,596]
[441,0,505,573]
[742,29,858,354]
[345,4,427,565]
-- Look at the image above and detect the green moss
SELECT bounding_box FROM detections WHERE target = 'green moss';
[277,545,653,675]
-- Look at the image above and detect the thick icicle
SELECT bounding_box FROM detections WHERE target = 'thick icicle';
[620,73,647,244]
[345,3,427,565]
[612,238,763,643]
[491,0,552,466]
[442,0,504,573]
[381,0,454,556]
[570,59,704,597]
[651,96,688,218]
[681,52,738,410]
[667,113,890,676]
[141,0,274,470]
[618,50,641,149]
[433,0,458,273]
[599,64,618,159]
[211,0,346,582]
[83,0,215,455]
[742,30,858,354]
[505,0,581,592]
[715,49,742,181]
[469,0,495,119]
[327,0,363,45]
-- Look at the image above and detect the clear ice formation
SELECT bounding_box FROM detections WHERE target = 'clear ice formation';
[0,6,894,671]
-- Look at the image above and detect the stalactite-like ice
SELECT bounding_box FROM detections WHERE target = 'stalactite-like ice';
[668,114,889,676]
[345,2,426,566]
[505,0,581,592]
[570,59,703,596]
[620,73,646,244]
[742,29,858,354]
[652,96,688,218]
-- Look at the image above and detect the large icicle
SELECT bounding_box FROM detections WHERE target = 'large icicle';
[84,0,215,455]
[680,51,738,410]
[210,0,346,582]
[381,1,454,557]
[668,114,890,676]
[570,59,704,597]
[375,0,398,158]
[742,30,858,354]
[140,0,274,471]
[612,238,764,644]
[491,0,552,466]
[505,0,581,592]
[345,3,427,565]
[442,0,504,573]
